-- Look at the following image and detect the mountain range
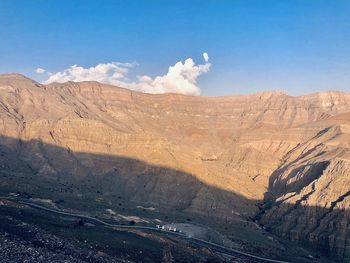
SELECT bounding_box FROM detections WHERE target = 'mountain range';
[0,73,349,261]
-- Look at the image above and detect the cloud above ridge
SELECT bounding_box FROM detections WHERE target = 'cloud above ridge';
[43,53,210,95]
[35,68,46,74]
[43,62,134,85]
[203,52,209,62]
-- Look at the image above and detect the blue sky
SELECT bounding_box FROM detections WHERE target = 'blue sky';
[0,0,349,96]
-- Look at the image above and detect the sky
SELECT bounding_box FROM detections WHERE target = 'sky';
[0,0,349,96]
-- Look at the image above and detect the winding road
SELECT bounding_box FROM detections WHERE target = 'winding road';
[2,197,288,263]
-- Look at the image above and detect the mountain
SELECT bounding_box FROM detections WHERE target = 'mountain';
[0,73,350,261]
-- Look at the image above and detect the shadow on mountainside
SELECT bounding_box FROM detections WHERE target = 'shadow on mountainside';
[0,134,347,262]
[259,155,350,262]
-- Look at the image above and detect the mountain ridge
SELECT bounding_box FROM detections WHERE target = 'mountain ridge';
[1,73,350,260]
[2,72,349,98]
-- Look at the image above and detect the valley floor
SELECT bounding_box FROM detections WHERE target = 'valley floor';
[0,196,334,263]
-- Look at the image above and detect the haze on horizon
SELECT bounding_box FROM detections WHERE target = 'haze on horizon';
[0,0,349,96]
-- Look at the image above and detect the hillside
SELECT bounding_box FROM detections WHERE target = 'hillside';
[0,73,350,261]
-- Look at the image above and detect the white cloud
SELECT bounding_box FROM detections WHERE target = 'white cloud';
[35,68,46,74]
[203,52,209,62]
[131,56,210,95]
[43,62,134,86]
[43,53,210,96]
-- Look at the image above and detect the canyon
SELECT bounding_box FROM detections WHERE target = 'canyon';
[0,73,349,261]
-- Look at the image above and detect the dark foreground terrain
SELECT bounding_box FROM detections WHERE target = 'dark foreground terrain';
[0,198,334,263]
[0,200,227,263]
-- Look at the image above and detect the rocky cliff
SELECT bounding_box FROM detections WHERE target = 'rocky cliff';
[0,73,349,260]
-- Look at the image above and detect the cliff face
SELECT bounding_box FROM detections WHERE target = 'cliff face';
[1,74,350,259]
[258,116,350,259]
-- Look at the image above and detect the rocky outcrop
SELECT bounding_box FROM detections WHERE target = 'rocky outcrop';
[259,120,350,260]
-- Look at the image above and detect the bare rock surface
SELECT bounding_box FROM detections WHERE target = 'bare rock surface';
[0,73,350,260]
